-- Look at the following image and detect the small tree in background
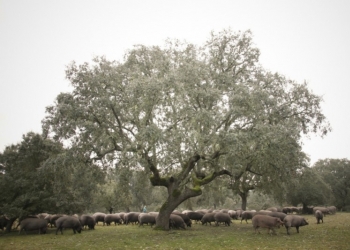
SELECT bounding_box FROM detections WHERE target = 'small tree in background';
[285,167,333,213]
[313,158,350,210]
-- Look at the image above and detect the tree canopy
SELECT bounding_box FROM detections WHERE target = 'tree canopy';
[0,132,62,231]
[0,132,104,231]
[284,166,333,213]
[42,29,330,229]
[0,133,62,219]
[313,158,350,210]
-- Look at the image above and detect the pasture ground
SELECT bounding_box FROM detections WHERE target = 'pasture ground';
[0,213,349,250]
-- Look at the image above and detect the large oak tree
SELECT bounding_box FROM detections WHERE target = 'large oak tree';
[42,29,330,229]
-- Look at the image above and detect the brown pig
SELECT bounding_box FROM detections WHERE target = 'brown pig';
[252,214,284,235]
[283,215,308,235]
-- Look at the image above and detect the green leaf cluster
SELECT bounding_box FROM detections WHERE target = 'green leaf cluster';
[313,158,350,209]
[0,132,104,221]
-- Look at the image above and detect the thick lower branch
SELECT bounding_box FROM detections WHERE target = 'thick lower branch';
[193,169,232,187]
[150,175,175,187]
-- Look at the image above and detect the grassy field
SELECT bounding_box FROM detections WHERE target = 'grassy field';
[1,213,349,250]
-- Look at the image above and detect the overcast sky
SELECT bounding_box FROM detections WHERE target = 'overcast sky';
[1,0,349,165]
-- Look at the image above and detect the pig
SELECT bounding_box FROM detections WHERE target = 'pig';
[327,206,337,215]
[115,212,126,223]
[79,215,96,229]
[169,214,186,229]
[241,211,256,224]
[186,211,203,223]
[55,216,82,234]
[92,212,106,226]
[148,212,159,218]
[313,207,330,216]
[44,214,64,228]
[315,210,323,224]
[104,214,123,226]
[19,218,47,234]
[201,213,216,226]
[124,212,140,225]
[283,215,308,235]
[268,212,288,221]
[172,212,192,227]
[252,214,284,235]
[235,209,243,218]
[228,210,238,220]
[182,210,193,214]
[266,207,280,212]
[255,211,287,221]
[196,209,210,214]
[214,212,231,226]
[138,213,156,226]
[282,206,299,214]
[255,211,272,216]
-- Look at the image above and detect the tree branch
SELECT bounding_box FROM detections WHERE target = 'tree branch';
[193,169,232,187]
[246,169,263,176]
[178,153,201,182]
[144,153,169,188]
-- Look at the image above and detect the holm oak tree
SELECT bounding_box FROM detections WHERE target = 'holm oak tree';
[42,29,330,229]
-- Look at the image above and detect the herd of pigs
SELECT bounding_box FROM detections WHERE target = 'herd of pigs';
[1,205,337,236]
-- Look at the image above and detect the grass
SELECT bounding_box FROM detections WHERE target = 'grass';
[1,213,349,250]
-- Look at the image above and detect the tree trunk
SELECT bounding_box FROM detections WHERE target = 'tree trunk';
[5,217,17,233]
[148,154,232,230]
[155,202,175,230]
[154,184,202,230]
[240,192,248,210]
[302,203,313,214]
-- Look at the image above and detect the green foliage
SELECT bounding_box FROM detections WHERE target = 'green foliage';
[223,70,322,207]
[0,132,63,218]
[45,154,101,213]
[38,150,105,214]
[313,158,350,210]
[0,132,105,220]
[193,178,230,208]
[285,167,334,207]
[113,167,133,211]
[92,167,168,213]
[246,191,281,210]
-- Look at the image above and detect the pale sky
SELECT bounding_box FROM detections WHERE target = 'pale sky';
[1,0,349,165]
